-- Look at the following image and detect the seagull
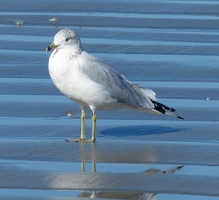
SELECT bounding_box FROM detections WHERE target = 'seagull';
[46,28,183,142]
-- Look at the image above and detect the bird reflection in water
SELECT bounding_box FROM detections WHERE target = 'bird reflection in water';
[77,147,183,200]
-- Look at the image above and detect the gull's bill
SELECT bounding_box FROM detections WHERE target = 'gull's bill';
[46,43,59,52]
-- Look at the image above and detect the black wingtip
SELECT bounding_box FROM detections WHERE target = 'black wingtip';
[177,116,184,120]
[151,100,184,120]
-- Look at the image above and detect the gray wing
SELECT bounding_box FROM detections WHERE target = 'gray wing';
[81,53,154,109]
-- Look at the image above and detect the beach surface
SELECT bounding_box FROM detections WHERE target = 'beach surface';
[0,0,219,199]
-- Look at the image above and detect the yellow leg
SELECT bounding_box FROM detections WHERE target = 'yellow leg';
[80,110,86,140]
[77,112,96,142]
[66,111,96,143]
[65,110,87,142]
[91,112,97,142]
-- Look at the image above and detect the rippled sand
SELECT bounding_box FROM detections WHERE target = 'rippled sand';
[0,0,219,199]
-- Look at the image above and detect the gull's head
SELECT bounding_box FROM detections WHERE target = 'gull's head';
[46,29,81,52]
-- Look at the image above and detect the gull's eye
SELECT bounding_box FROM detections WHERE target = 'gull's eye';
[65,37,71,42]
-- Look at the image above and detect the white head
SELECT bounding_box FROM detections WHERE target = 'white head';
[46,29,81,52]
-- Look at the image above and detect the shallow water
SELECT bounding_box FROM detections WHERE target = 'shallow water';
[0,0,219,199]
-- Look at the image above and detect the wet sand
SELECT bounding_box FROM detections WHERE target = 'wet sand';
[0,0,219,199]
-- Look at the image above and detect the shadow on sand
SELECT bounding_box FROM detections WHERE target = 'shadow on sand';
[100,125,186,137]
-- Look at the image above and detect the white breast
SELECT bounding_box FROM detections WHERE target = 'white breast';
[48,50,118,110]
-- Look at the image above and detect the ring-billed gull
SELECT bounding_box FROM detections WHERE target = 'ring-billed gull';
[46,28,183,142]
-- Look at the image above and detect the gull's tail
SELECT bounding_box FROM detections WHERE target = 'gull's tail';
[151,100,184,120]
